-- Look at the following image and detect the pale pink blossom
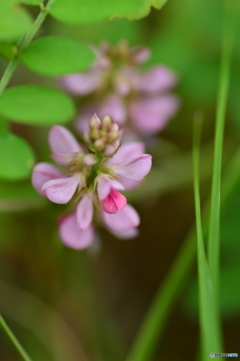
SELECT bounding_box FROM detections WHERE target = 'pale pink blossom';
[58,42,179,136]
[32,120,152,250]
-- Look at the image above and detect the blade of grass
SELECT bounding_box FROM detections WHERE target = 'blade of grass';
[193,115,223,360]
[125,145,240,361]
[0,314,33,361]
[208,0,237,296]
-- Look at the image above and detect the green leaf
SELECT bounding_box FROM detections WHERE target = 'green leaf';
[50,0,167,25]
[20,0,42,4]
[0,0,33,42]
[20,36,94,76]
[0,116,8,131]
[0,86,76,125]
[0,130,35,180]
[0,42,15,60]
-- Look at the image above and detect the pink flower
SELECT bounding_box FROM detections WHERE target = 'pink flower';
[32,119,152,250]
[58,41,179,136]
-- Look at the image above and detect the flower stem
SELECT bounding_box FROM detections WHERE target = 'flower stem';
[0,314,33,361]
[0,0,57,96]
[125,145,240,361]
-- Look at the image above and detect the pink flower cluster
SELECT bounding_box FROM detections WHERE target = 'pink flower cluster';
[32,116,152,250]
[59,41,179,137]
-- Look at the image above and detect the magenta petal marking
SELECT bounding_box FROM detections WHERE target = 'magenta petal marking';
[42,175,79,204]
[31,162,63,196]
[114,155,152,181]
[76,195,93,231]
[102,189,127,214]
[97,175,124,201]
[49,125,82,155]
[103,204,140,233]
[59,213,94,249]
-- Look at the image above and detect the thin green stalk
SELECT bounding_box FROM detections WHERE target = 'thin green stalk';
[0,314,33,361]
[125,146,240,361]
[0,0,56,96]
[193,116,223,360]
[208,0,236,295]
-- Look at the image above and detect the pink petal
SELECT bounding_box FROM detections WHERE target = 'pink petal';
[32,162,63,196]
[42,175,79,204]
[102,189,127,214]
[107,142,145,166]
[129,95,180,134]
[130,66,177,93]
[59,213,94,249]
[50,152,79,166]
[58,70,102,95]
[119,177,142,191]
[98,94,126,125]
[112,228,140,239]
[49,125,82,155]
[103,204,140,232]
[76,195,93,231]
[114,155,152,181]
[130,46,151,64]
[114,69,131,96]
[97,175,124,201]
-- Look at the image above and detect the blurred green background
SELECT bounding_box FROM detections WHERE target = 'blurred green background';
[0,0,240,360]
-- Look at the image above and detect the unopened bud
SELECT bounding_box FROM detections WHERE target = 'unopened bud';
[109,123,119,133]
[107,132,119,143]
[90,128,100,140]
[101,115,112,130]
[94,139,105,151]
[90,114,101,129]
[83,130,91,143]
[104,139,120,156]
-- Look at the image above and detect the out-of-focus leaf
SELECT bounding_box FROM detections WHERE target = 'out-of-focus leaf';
[20,0,42,4]
[0,86,76,125]
[20,36,95,76]
[50,0,167,25]
[51,18,141,46]
[0,42,15,60]
[0,181,45,212]
[0,116,8,130]
[0,0,33,42]
[0,131,34,180]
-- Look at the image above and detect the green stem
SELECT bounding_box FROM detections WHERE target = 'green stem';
[193,115,223,360]
[207,0,236,296]
[0,0,57,96]
[0,314,33,361]
[125,146,240,361]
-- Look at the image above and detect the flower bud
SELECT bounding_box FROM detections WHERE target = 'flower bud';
[101,115,112,130]
[90,114,101,129]
[84,114,121,156]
